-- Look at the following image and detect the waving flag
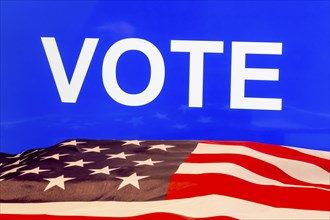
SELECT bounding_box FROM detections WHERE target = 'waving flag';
[0,140,329,219]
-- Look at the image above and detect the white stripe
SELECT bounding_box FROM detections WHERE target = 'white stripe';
[285,145,330,160]
[193,143,330,185]
[176,163,330,191]
[1,195,329,220]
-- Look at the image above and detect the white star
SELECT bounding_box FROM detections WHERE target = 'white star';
[43,175,74,191]
[148,144,175,151]
[89,166,118,175]
[3,159,21,168]
[60,140,85,147]
[82,146,108,153]
[65,159,93,168]
[0,165,26,177]
[6,153,22,159]
[107,152,134,159]
[134,158,163,166]
[20,167,50,176]
[41,153,69,161]
[117,173,149,190]
[122,140,143,146]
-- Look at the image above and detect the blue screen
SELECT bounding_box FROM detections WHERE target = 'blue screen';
[1,1,329,153]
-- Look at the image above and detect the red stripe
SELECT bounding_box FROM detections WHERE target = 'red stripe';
[201,141,330,172]
[0,214,237,220]
[166,173,330,211]
[185,153,330,189]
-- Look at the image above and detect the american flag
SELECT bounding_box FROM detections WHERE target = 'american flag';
[0,140,329,219]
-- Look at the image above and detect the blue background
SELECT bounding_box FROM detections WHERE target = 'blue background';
[1,1,329,153]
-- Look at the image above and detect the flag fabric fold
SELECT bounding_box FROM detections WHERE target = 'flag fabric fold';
[0,140,329,219]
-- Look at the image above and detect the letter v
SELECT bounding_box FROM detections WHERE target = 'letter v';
[41,37,98,103]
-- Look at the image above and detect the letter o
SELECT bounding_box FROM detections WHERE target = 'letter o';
[102,38,165,106]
